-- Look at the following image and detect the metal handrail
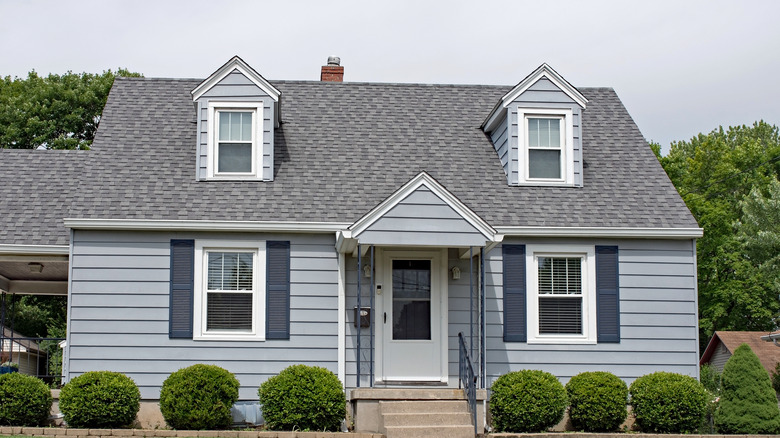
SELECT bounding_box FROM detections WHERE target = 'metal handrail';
[458,332,477,436]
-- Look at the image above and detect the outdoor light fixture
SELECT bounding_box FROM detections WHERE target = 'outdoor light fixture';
[451,266,461,280]
[363,264,372,278]
[28,262,44,273]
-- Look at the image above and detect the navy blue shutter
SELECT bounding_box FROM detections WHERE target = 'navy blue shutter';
[502,244,527,342]
[169,240,194,339]
[266,241,291,339]
[596,246,620,343]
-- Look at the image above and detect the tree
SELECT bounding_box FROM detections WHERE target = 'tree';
[715,343,780,433]
[0,69,141,150]
[658,122,780,349]
[737,177,780,296]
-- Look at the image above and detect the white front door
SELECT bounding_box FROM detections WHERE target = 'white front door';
[378,249,448,383]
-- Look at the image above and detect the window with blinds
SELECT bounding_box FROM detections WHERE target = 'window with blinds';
[537,257,583,335]
[206,251,254,332]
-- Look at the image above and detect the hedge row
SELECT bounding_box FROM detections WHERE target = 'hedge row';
[0,364,345,432]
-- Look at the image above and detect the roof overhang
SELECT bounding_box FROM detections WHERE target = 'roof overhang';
[699,332,722,366]
[482,63,588,132]
[0,245,69,296]
[494,226,703,239]
[64,218,351,233]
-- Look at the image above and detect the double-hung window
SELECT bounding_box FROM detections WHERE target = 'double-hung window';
[207,102,262,179]
[527,117,564,179]
[527,244,596,344]
[516,107,574,185]
[193,240,266,340]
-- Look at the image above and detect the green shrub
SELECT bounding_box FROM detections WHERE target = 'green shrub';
[629,371,708,433]
[258,364,345,431]
[0,373,52,426]
[771,362,780,395]
[565,371,628,432]
[490,370,567,433]
[59,371,140,428]
[700,363,722,394]
[715,344,780,433]
[159,364,239,430]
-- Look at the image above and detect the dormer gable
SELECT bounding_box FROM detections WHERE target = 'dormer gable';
[191,56,280,181]
[483,64,588,187]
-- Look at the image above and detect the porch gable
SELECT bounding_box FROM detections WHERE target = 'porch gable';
[348,172,497,248]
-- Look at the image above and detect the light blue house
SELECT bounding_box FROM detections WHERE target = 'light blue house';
[0,56,702,435]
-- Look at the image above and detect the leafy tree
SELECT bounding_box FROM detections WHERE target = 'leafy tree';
[658,121,780,348]
[0,69,141,149]
[737,177,780,296]
[715,343,780,433]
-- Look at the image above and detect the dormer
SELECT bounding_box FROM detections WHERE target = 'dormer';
[191,56,281,181]
[483,64,587,187]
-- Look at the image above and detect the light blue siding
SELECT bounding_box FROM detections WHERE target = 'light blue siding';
[490,114,509,177]
[357,187,488,247]
[194,69,275,181]
[484,238,699,386]
[67,230,338,400]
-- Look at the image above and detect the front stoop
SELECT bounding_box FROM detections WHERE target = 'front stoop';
[351,388,486,438]
[380,401,473,438]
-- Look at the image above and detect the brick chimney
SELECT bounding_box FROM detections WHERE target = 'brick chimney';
[320,56,344,82]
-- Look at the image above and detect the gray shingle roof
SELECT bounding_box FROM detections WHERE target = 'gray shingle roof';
[0,77,698,246]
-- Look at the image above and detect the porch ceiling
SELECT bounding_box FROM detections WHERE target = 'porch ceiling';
[0,255,68,295]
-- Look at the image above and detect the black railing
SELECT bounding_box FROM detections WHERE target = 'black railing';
[0,336,66,387]
[458,332,477,436]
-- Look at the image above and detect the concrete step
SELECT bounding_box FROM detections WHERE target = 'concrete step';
[379,400,470,414]
[384,424,474,438]
[382,412,472,427]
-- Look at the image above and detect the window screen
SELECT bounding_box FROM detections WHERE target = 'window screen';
[538,257,582,334]
[206,251,254,331]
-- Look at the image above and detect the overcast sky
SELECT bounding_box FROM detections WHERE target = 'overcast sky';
[1,0,778,152]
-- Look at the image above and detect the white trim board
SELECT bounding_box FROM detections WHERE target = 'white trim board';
[64,219,352,233]
[494,226,703,239]
[348,171,497,241]
[0,245,70,255]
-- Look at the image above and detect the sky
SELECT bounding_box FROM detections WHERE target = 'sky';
[1,0,778,153]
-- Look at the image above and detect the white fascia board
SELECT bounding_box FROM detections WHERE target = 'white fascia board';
[348,171,497,241]
[0,244,70,256]
[482,63,588,130]
[494,226,704,239]
[191,56,281,102]
[64,219,351,233]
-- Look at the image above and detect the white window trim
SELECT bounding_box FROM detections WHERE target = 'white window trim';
[207,101,264,180]
[193,239,266,341]
[526,244,596,344]
[516,107,575,186]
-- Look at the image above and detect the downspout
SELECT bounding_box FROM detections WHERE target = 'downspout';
[65,228,75,383]
[338,251,346,387]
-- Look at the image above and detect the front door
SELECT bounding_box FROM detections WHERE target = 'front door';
[379,249,447,382]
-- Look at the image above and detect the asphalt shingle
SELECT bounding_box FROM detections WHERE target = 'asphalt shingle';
[0,77,698,246]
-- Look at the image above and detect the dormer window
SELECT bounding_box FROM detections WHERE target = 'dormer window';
[206,101,263,179]
[216,110,254,174]
[527,117,563,180]
[482,64,587,187]
[518,107,574,185]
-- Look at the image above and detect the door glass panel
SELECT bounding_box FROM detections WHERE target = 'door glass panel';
[392,260,431,340]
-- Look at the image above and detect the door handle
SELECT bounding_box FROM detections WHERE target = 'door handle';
[384,312,387,324]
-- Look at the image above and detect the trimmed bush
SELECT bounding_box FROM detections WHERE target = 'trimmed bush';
[0,373,52,426]
[490,370,567,433]
[629,371,708,433]
[258,364,345,431]
[565,371,628,432]
[715,344,780,434]
[159,364,239,430]
[59,371,140,428]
